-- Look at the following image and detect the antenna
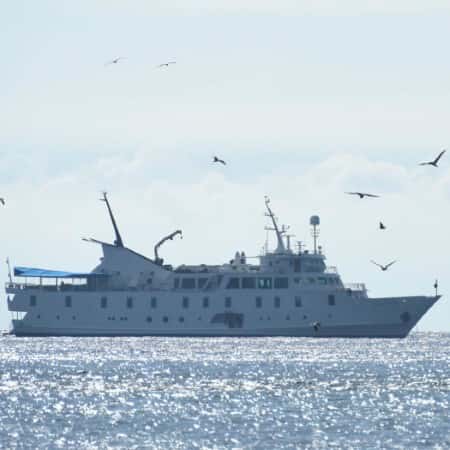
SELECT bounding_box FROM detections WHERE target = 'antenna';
[100,192,124,247]
[310,215,320,254]
[264,196,286,253]
[282,225,295,252]
[6,257,12,284]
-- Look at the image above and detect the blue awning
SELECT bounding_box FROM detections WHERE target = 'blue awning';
[14,266,107,279]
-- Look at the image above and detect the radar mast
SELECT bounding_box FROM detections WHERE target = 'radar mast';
[100,192,124,247]
[264,196,286,254]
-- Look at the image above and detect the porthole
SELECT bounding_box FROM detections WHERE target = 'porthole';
[146,316,152,323]
[179,317,185,323]
[400,311,411,323]
[163,316,168,323]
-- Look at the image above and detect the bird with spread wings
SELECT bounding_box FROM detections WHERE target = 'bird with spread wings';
[104,57,127,66]
[370,260,397,271]
[156,61,176,69]
[345,192,380,199]
[419,149,446,167]
[213,156,226,165]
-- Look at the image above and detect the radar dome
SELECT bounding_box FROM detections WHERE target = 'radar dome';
[310,215,320,226]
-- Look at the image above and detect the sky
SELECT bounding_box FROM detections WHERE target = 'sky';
[1,1,450,331]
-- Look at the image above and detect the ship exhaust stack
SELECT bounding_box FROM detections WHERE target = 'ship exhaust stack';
[310,215,320,254]
[100,192,124,248]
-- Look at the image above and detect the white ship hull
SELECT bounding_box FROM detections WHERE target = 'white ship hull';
[7,287,438,338]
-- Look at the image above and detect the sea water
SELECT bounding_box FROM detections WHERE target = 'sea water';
[0,333,449,449]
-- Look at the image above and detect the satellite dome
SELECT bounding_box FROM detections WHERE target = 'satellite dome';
[310,215,320,226]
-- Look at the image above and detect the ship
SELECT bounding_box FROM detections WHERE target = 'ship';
[5,194,440,337]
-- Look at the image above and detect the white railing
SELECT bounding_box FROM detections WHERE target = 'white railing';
[325,266,338,274]
[344,283,367,292]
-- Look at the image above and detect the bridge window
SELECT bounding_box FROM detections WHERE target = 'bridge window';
[198,278,208,289]
[242,277,256,289]
[274,277,289,289]
[182,297,189,309]
[65,296,72,308]
[318,277,327,285]
[29,295,37,307]
[225,297,232,308]
[258,278,272,289]
[256,297,262,308]
[226,278,240,289]
[203,297,209,308]
[295,296,302,307]
[101,296,107,308]
[126,297,133,309]
[274,297,281,308]
[328,295,335,306]
[181,278,196,289]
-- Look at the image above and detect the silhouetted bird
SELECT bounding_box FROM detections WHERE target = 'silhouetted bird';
[105,57,126,66]
[346,192,380,199]
[0,198,5,206]
[156,61,176,68]
[370,260,397,271]
[213,156,226,165]
[419,149,446,167]
[379,222,386,230]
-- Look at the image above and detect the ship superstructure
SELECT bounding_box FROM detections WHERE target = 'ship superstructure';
[6,195,439,337]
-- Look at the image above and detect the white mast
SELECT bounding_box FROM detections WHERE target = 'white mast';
[264,196,286,254]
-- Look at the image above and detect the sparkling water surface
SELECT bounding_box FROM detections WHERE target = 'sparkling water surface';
[0,333,449,449]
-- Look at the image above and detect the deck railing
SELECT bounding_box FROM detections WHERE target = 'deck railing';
[344,283,367,292]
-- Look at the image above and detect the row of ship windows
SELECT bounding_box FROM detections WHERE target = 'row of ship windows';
[173,276,340,289]
[33,313,325,323]
[28,295,336,308]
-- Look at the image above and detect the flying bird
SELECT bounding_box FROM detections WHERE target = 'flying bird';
[156,61,176,69]
[379,222,386,230]
[105,57,127,66]
[213,156,226,165]
[345,192,380,199]
[0,198,5,206]
[419,149,446,167]
[370,260,397,271]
